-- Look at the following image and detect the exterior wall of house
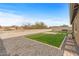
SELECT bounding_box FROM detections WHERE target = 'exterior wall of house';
[70,3,79,47]
[72,9,79,46]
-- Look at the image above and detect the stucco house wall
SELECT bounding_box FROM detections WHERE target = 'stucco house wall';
[70,3,79,47]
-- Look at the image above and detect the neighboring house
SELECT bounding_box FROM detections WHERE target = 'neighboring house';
[70,3,79,47]
[49,26,72,32]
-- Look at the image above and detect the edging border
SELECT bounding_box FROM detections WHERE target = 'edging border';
[59,35,67,49]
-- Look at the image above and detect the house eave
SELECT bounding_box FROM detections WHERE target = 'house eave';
[70,3,79,24]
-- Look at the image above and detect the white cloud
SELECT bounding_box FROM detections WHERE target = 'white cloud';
[31,18,70,26]
[0,11,32,26]
[0,10,70,26]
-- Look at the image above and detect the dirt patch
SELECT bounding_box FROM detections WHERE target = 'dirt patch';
[43,32,58,34]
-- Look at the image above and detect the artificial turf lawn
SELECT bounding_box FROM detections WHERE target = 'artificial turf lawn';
[26,32,67,47]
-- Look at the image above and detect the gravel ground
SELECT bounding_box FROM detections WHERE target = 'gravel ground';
[0,29,51,39]
[2,36,63,56]
[0,38,8,56]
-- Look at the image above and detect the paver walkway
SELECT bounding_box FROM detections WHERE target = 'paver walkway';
[2,36,63,56]
[62,34,79,56]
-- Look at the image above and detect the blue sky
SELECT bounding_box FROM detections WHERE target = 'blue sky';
[0,3,69,26]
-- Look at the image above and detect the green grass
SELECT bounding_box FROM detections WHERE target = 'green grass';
[49,31,68,33]
[25,32,67,47]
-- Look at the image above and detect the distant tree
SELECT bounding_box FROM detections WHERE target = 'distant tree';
[61,25,69,27]
[11,25,18,30]
[22,23,32,29]
[0,25,2,28]
[33,22,47,29]
[21,22,48,29]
